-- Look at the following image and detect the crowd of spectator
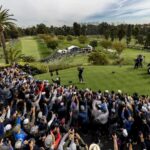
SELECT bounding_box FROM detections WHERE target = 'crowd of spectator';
[0,65,150,150]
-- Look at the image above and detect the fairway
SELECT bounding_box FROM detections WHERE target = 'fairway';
[20,36,41,60]
[35,65,150,95]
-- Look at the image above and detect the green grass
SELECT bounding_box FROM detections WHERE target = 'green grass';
[35,65,150,95]
[34,37,51,59]
[50,54,89,66]
[20,36,41,60]
[122,48,150,65]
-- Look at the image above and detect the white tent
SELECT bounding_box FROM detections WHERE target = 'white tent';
[68,45,79,50]
[87,45,93,51]
[67,45,79,52]
[57,49,68,54]
[57,50,63,54]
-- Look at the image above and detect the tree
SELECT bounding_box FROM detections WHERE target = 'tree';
[6,25,19,39]
[78,35,87,44]
[100,40,112,49]
[88,50,109,65]
[46,40,58,50]
[133,26,139,39]
[89,40,98,49]
[73,22,81,36]
[110,26,116,41]
[113,42,126,56]
[117,25,125,41]
[57,35,64,40]
[144,33,150,49]
[80,24,87,35]
[126,25,132,45]
[66,35,73,41]
[0,5,16,64]
[136,35,144,45]
[37,24,48,34]
[104,30,110,40]
[8,47,24,64]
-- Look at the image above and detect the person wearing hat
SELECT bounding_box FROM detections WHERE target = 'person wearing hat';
[78,102,89,133]
[15,139,23,149]
[4,124,13,141]
[44,134,55,149]
[13,125,27,143]
[89,143,100,150]
[22,118,31,135]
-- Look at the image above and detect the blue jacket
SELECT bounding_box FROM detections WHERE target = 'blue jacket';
[0,122,4,137]
[14,130,27,141]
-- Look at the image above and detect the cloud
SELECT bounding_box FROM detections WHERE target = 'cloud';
[1,0,150,26]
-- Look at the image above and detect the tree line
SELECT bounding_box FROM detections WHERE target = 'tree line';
[5,22,150,48]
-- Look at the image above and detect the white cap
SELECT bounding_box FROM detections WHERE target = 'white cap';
[38,111,43,119]
[86,88,90,92]
[122,129,128,137]
[15,140,22,149]
[142,106,148,112]
[118,90,122,94]
[80,105,85,111]
[105,90,109,93]
[60,102,64,106]
[111,108,116,113]
[30,125,38,134]
[44,135,53,148]
[23,118,29,125]
[25,94,30,99]
[89,143,101,150]
[73,92,77,95]
[4,124,12,132]
[23,79,27,84]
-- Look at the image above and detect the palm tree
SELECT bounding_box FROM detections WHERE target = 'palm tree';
[8,47,24,64]
[0,5,16,64]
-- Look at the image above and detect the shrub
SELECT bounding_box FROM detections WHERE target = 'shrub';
[78,35,87,44]
[66,35,73,41]
[58,35,65,40]
[46,40,58,50]
[21,55,36,62]
[88,51,109,65]
[100,40,112,49]
[38,34,53,43]
[112,42,126,55]
[19,62,48,73]
[113,58,124,65]
[89,40,98,49]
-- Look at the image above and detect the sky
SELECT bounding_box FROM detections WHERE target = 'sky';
[1,0,150,27]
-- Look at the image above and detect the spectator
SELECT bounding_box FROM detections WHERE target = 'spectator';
[0,66,149,149]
